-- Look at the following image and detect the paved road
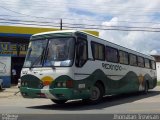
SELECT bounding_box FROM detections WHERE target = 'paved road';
[0,86,160,115]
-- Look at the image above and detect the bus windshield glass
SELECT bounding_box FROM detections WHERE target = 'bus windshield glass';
[23,39,48,67]
[23,37,75,68]
[44,37,75,67]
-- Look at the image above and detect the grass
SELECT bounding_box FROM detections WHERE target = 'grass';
[157,81,160,86]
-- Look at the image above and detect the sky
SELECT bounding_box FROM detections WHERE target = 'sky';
[0,0,160,55]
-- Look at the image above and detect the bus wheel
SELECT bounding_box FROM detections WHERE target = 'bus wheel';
[83,83,104,104]
[0,84,2,90]
[144,82,149,94]
[51,99,67,104]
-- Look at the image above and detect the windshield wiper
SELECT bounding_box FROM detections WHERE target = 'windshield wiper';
[44,48,56,69]
[29,48,45,69]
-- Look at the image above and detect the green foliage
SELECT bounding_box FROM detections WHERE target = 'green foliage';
[157,81,160,86]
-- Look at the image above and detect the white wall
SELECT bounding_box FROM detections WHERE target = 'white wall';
[156,62,160,81]
[0,56,11,76]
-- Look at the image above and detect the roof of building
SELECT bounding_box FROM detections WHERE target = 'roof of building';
[0,25,99,38]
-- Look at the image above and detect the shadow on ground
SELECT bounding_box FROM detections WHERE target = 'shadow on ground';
[27,90,160,111]
[0,88,5,92]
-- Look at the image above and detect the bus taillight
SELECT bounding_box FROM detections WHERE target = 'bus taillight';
[66,80,73,88]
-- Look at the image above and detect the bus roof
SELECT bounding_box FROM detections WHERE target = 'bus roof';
[32,30,155,60]
[32,30,77,36]
[80,31,154,60]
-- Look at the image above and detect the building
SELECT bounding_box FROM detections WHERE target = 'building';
[0,25,99,87]
[152,55,160,81]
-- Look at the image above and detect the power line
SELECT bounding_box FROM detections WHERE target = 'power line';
[0,21,60,28]
[0,18,59,24]
[1,4,160,17]
[3,0,160,12]
[0,6,81,21]
[0,1,160,32]
[1,3,160,20]
[63,25,160,32]
[3,2,160,13]
[0,3,160,26]
[1,6,160,28]
[1,18,160,31]
[62,17,160,25]
[0,15,160,26]
[0,19,160,33]
[63,23,160,30]
[0,5,61,20]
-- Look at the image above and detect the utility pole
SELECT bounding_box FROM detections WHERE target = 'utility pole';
[60,19,62,30]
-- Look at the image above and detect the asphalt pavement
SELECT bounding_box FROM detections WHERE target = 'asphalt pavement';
[0,86,160,119]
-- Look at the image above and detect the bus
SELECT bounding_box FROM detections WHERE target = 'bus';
[19,30,157,104]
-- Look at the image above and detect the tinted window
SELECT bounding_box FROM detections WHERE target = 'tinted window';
[23,39,48,67]
[106,46,118,63]
[91,42,105,60]
[44,38,75,67]
[129,54,137,66]
[144,59,150,68]
[119,51,129,64]
[76,38,87,67]
[138,56,144,67]
[151,60,156,70]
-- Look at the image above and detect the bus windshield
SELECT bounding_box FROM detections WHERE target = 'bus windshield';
[23,37,75,68]
[23,39,48,67]
[44,37,75,67]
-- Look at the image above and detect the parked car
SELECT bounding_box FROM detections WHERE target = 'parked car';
[0,78,3,90]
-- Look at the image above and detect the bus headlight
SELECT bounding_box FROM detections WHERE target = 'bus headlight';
[21,82,24,86]
[56,82,67,88]
[62,82,66,87]
[57,82,61,87]
[56,80,73,88]
[24,82,28,86]
[21,81,28,87]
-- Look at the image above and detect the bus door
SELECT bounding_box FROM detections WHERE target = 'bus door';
[74,37,88,80]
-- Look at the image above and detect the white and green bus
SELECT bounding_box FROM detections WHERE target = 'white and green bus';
[20,30,157,104]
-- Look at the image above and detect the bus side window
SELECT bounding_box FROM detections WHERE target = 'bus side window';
[106,46,118,63]
[129,54,137,66]
[76,38,88,67]
[151,60,156,70]
[137,56,144,67]
[119,50,129,65]
[91,41,105,61]
[144,58,150,69]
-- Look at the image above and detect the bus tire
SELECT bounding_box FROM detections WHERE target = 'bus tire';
[0,84,2,91]
[51,99,67,104]
[83,82,104,104]
[144,81,149,94]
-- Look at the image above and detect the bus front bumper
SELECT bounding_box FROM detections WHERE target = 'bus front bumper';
[20,87,91,100]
